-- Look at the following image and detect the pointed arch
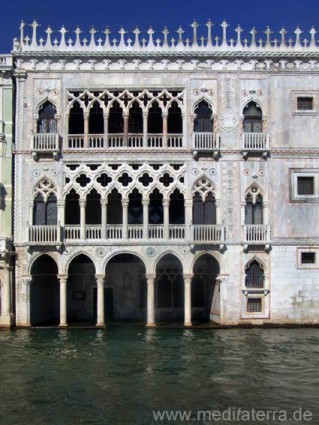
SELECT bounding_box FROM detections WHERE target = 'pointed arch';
[167,100,182,134]
[243,101,263,133]
[245,185,264,225]
[36,100,57,133]
[88,100,104,134]
[68,100,84,134]
[108,100,124,133]
[147,99,163,134]
[244,258,265,288]
[193,99,214,132]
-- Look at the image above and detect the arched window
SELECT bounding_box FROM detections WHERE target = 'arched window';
[69,101,84,134]
[33,179,57,225]
[192,179,217,225]
[193,192,216,225]
[149,189,163,224]
[243,102,262,133]
[245,193,263,225]
[169,189,185,224]
[89,102,104,134]
[65,189,80,225]
[33,193,57,225]
[86,189,101,225]
[128,189,143,224]
[194,100,213,132]
[37,101,57,133]
[148,102,163,133]
[129,101,143,133]
[245,260,264,288]
[167,101,182,134]
[107,189,122,224]
[108,101,124,133]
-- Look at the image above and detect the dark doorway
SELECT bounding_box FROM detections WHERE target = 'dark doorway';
[67,254,96,324]
[192,254,220,322]
[105,254,146,321]
[30,255,59,326]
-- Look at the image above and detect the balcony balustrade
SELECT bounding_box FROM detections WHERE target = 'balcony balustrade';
[192,225,226,243]
[28,225,61,244]
[32,133,59,159]
[192,132,220,158]
[242,224,271,252]
[66,133,183,149]
[241,133,270,159]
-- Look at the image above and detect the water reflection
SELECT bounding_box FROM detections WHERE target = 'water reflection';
[0,328,318,425]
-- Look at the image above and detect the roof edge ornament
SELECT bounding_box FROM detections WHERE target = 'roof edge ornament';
[13,20,319,53]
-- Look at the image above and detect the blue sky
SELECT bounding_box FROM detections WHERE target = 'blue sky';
[1,0,319,52]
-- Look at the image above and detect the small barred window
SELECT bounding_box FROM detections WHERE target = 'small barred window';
[247,298,262,313]
[297,176,314,195]
[301,252,316,264]
[297,97,313,111]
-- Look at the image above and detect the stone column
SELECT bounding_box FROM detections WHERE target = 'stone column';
[122,198,129,239]
[216,199,221,225]
[143,112,148,147]
[0,265,11,326]
[182,113,187,148]
[146,274,156,327]
[143,199,149,240]
[58,275,68,327]
[104,113,109,147]
[162,112,168,148]
[21,277,31,326]
[184,199,193,241]
[65,114,69,149]
[101,200,108,239]
[96,274,106,327]
[184,274,192,327]
[84,112,89,148]
[123,113,129,147]
[163,198,170,239]
[80,199,86,239]
[57,200,65,227]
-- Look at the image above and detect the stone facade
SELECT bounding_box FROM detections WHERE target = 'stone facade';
[6,20,319,327]
[0,55,13,327]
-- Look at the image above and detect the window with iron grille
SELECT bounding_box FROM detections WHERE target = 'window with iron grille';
[297,97,313,110]
[245,260,264,288]
[301,252,316,264]
[33,193,57,225]
[297,176,314,195]
[243,101,262,133]
[194,100,213,132]
[245,194,263,224]
[247,298,262,313]
[37,101,57,133]
[192,192,216,225]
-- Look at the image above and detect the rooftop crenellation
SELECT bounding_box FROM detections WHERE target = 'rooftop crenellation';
[13,20,319,53]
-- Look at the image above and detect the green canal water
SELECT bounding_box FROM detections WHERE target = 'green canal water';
[0,327,318,425]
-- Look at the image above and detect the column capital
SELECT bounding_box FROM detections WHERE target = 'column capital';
[122,198,129,207]
[183,273,193,281]
[79,199,86,207]
[162,112,168,118]
[142,199,150,207]
[95,274,105,282]
[101,199,108,206]
[145,273,155,281]
[216,274,228,283]
[57,200,65,207]
[184,199,193,207]
[58,274,68,283]
[21,276,32,285]
[163,198,170,206]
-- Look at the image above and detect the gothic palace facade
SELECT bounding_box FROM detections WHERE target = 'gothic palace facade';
[1,20,319,327]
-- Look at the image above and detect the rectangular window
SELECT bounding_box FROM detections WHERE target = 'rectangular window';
[247,298,262,313]
[297,97,314,110]
[297,176,315,195]
[301,252,316,264]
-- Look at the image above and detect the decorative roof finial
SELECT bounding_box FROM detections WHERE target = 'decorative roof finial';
[235,24,243,48]
[206,20,213,47]
[30,20,40,48]
[279,27,287,48]
[191,20,199,47]
[162,27,169,48]
[310,27,317,48]
[20,20,25,46]
[220,20,229,48]
[133,27,141,48]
